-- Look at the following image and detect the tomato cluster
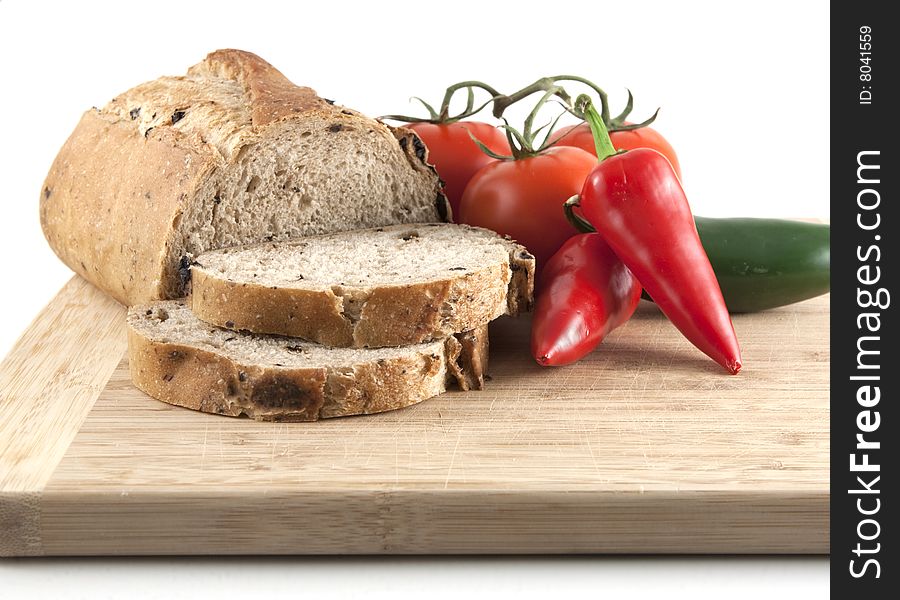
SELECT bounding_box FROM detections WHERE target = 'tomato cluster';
[385,80,689,369]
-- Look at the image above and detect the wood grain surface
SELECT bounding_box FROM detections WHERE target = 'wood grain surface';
[0,278,126,555]
[1,276,830,556]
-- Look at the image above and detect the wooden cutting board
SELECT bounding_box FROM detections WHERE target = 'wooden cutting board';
[0,276,829,556]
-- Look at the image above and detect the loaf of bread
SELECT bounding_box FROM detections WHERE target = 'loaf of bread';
[40,49,446,306]
[127,301,489,421]
[189,224,535,347]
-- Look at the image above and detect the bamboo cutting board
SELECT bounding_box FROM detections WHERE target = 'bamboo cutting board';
[0,276,829,556]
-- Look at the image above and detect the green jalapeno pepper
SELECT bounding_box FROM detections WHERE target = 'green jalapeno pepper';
[692,217,830,313]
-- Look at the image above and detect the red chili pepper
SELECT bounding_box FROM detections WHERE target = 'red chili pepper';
[531,232,642,366]
[574,96,742,374]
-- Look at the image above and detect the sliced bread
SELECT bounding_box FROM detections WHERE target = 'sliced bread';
[127,301,488,421]
[41,49,446,305]
[188,224,535,348]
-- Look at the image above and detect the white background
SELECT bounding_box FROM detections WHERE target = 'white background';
[0,0,829,597]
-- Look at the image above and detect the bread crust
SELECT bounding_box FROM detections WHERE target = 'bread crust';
[188,49,324,128]
[40,49,446,306]
[39,110,216,304]
[127,317,489,422]
[189,226,536,348]
[447,327,489,391]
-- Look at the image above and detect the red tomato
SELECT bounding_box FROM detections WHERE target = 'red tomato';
[551,123,682,180]
[405,122,511,219]
[458,146,598,280]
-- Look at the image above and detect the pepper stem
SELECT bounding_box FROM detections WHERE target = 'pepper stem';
[576,94,617,161]
[563,195,597,234]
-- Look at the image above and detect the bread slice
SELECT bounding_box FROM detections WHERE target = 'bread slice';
[40,49,446,306]
[127,301,488,421]
[188,224,535,348]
